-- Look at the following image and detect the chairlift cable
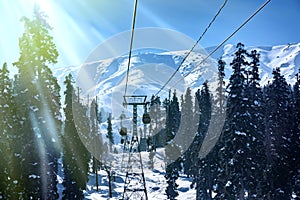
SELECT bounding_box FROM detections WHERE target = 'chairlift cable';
[154,0,228,97]
[167,0,271,91]
[124,0,138,101]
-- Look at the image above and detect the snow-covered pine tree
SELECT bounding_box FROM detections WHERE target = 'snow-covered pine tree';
[0,63,23,199]
[196,58,226,199]
[290,70,300,197]
[164,90,183,199]
[106,113,114,152]
[181,82,212,199]
[241,49,266,198]
[13,10,60,199]
[89,98,103,192]
[193,91,200,127]
[37,57,62,200]
[62,74,90,199]
[264,68,293,199]
[165,143,182,200]
[177,87,195,152]
[216,58,226,114]
[196,82,213,199]
[149,95,164,147]
[215,43,257,199]
[178,87,198,184]
[165,90,181,144]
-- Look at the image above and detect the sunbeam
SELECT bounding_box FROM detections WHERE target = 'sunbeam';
[29,111,48,199]
[138,4,175,30]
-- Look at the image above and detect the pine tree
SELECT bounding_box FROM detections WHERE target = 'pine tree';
[150,95,162,130]
[291,71,300,197]
[215,43,264,199]
[62,74,90,199]
[90,98,103,192]
[164,90,183,200]
[0,63,23,199]
[13,10,60,199]
[264,68,293,199]
[149,96,164,147]
[165,90,181,143]
[243,49,266,198]
[173,87,196,191]
[195,58,226,199]
[183,83,211,177]
[193,92,200,127]
[106,113,114,152]
[177,87,195,152]
[216,58,226,114]
[37,55,62,200]
[194,82,213,199]
[179,82,214,199]
[165,143,182,200]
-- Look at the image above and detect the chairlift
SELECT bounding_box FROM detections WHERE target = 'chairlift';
[121,138,125,144]
[119,111,128,136]
[119,127,128,136]
[142,113,151,124]
[142,104,151,124]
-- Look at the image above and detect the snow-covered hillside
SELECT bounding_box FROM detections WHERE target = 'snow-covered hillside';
[53,42,300,123]
[207,43,300,86]
[54,42,300,103]
[83,148,196,200]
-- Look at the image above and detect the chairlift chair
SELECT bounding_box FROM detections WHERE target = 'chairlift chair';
[119,111,128,136]
[142,104,151,124]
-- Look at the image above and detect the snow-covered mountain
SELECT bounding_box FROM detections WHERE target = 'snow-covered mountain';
[207,43,300,86]
[54,42,300,122]
[54,42,300,106]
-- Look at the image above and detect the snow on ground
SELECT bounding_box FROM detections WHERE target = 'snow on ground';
[84,148,196,200]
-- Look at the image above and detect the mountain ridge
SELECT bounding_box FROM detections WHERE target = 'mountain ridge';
[55,42,300,84]
[53,42,300,115]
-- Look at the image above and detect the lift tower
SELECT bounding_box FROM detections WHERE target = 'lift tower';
[122,95,148,200]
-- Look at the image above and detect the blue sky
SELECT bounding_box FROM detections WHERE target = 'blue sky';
[0,0,299,69]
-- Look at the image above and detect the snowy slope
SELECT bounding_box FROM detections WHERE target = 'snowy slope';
[54,42,300,103]
[53,42,300,122]
[207,42,300,86]
[54,49,217,119]
[84,148,196,200]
